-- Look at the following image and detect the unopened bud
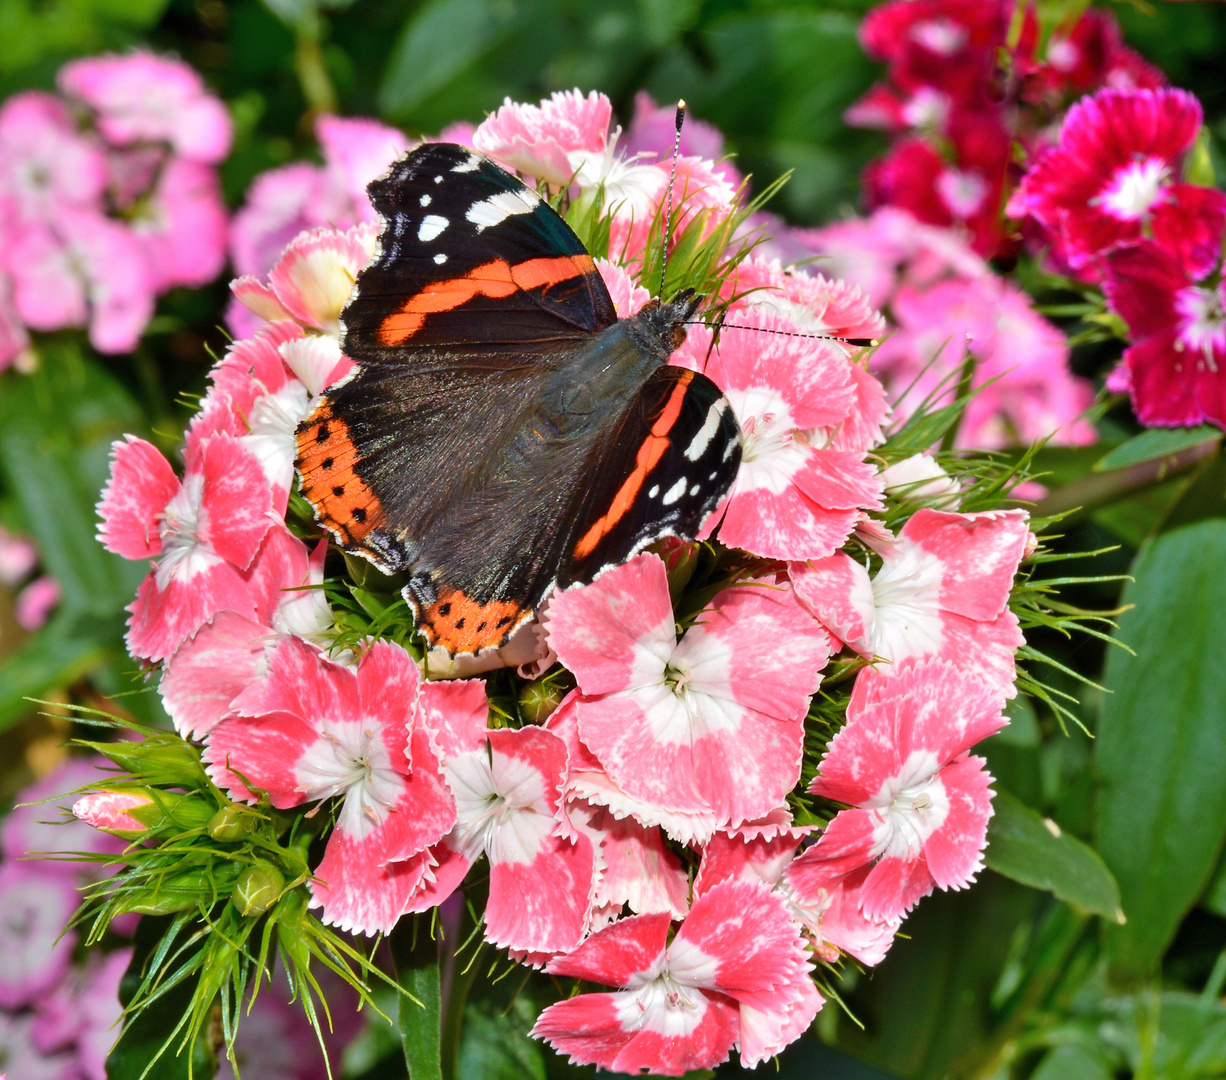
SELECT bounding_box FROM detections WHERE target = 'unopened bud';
[233,863,285,917]
[651,536,699,604]
[208,804,254,842]
[73,790,153,838]
[518,679,567,725]
[121,868,232,915]
[94,736,204,786]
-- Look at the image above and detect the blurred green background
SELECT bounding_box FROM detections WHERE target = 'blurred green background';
[4,1,1226,1078]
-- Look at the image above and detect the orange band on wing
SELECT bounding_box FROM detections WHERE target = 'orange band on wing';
[572,370,695,561]
[295,405,386,544]
[418,587,527,655]
[378,255,598,346]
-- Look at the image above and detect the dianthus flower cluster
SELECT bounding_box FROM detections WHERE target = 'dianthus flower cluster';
[0,525,60,633]
[85,89,1035,1075]
[787,207,1096,451]
[1010,83,1226,429]
[848,0,1160,259]
[0,52,231,366]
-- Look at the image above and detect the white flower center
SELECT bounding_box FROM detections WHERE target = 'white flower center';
[902,87,951,130]
[295,719,402,839]
[867,545,946,664]
[1095,156,1170,221]
[865,750,950,859]
[1046,37,1080,72]
[1175,284,1226,372]
[447,748,552,865]
[936,167,988,218]
[242,380,310,489]
[155,471,215,589]
[727,386,809,494]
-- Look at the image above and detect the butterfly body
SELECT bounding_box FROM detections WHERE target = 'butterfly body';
[295,143,742,657]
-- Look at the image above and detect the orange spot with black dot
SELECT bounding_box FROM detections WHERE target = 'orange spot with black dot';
[417,587,527,656]
[295,404,385,544]
[378,255,599,345]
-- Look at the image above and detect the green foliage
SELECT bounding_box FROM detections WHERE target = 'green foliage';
[1096,521,1226,982]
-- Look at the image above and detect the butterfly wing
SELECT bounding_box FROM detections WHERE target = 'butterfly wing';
[340,142,616,359]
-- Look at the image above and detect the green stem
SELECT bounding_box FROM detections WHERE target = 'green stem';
[390,916,443,1080]
[441,942,484,1079]
[294,12,337,115]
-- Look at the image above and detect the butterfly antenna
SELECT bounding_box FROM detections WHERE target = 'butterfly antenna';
[686,320,879,349]
[658,99,686,298]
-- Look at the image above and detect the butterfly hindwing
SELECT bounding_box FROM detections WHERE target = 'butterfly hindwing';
[341,143,617,361]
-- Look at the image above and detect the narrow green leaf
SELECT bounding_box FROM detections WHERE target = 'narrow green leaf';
[985,788,1123,921]
[391,918,443,1080]
[1093,426,1221,472]
[1096,520,1226,980]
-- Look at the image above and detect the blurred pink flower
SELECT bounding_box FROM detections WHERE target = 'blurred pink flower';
[58,51,232,164]
[473,89,612,186]
[32,947,130,1080]
[131,157,228,292]
[15,575,60,631]
[0,1012,79,1080]
[624,91,743,188]
[0,864,80,1008]
[0,525,38,585]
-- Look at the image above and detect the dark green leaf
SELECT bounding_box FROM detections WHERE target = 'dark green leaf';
[1096,520,1226,980]
[1093,426,1221,472]
[391,917,443,1080]
[985,788,1123,922]
[457,999,546,1080]
[1030,1044,1114,1080]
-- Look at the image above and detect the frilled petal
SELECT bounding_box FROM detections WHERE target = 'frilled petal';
[197,435,275,570]
[789,553,876,654]
[96,436,179,559]
[920,753,994,891]
[126,559,256,663]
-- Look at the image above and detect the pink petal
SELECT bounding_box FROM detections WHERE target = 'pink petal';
[243,525,312,626]
[126,559,256,662]
[694,829,810,896]
[310,842,433,936]
[231,276,295,324]
[96,435,178,559]
[72,790,151,834]
[356,640,420,761]
[203,710,322,806]
[160,611,272,739]
[472,90,611,185]
[785,860,900,966]
[921,753,994,891]
[417,678,489,759]
[574,801,690,919]
[789,553,875,654]
[606,997,738,1076]
[737,973,823,1067]
[267,225,376,334]
[485,830,596,953]
[198,435,275,570]
[900,508,1031,621]
[790,809,880,885]
[403,838,471,914]
[859,849,937,922]
[545,910,671,984]
[232,634,362,726]
[379,727,456,863]
[546,553,675,696]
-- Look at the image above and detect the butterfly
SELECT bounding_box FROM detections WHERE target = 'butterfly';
[294,142,742,657]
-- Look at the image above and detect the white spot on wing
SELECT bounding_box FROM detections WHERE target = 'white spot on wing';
[466,187,541,231]
[433,174,443,184]
[452,152,482,173]
[690,484,701,496]
[648,485,660,498]
[419,193,432,207]
[661,478,687,506]
[418,215,449,242]
[684,401,725,461]
[434,253,447,264]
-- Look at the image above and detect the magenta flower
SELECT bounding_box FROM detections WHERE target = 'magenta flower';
[204,638,456,935]
[14,575,60,631]
[0,864,80,1008]
[131,157,228,292]
[57,51,232,164]
[1014,87,1205,269]
[0,91,107,224]
[547,554,832,840]
[1103,204,1226,428]
[96,433,274,661]
[32,946,131,1080]
[676,314,882,560]
[791,508,1030,696]
[0,1011,78,1080]
[797,660,1004,921]
[158,527,333,739]
[532,880,820,1074]
[413,679,597,954]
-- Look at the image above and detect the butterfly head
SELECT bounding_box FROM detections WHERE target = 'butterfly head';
[633,289,703,355]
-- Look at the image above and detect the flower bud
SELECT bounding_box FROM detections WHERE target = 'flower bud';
[120,868,235,915]
[233,862,285,917]
[73,788,214,837]
[93,736,205,786]
[518,679,567,724]
[208,804,255,842]
[651,536,700,604]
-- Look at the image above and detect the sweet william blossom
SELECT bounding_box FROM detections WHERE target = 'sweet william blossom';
[472,89,612,187]
[532,880,820,1074]
[547,553,832,842]
[204,638,455,935]
[795,660,1004,921]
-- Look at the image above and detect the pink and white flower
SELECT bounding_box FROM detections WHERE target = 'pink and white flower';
[676,313,882,560]
[795,660,1004,922]
[547,553,832,841]
[96,433,274,661]
[790,507,1029,695]
[204,638,455,935]
[0,864,79,1008]
[473,89,613,187]
[412,679,596,954]
[31,947,132,1080]
[532,880,820,1074]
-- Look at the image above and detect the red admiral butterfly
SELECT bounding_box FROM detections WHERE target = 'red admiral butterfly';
[295,142,741,657]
